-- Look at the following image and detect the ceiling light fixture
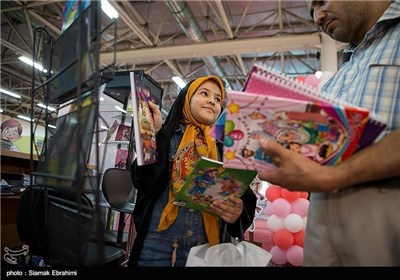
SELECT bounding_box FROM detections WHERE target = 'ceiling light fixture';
[47,124,57,129]
[17,115,34,122]
[172,76,187,88]
[0,109,3,113]
[115,105,127,114]
[0,88,21,99]
[18,56,47,73]
[101,0,119,19]
[37,103,57,112]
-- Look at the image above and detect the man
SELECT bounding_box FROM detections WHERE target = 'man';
[258,0,400,266]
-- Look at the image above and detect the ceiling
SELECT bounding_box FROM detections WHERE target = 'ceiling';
[1,0,326,125]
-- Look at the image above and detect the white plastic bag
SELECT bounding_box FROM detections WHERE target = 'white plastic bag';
[185,241,272,267]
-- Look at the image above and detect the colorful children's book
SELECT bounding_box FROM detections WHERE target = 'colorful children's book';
[173,156,257,214]
[114,149,128,169]
[130,72,158,166]
[114,124,131,141]
[244,64,387,151]
[223,90,370,172]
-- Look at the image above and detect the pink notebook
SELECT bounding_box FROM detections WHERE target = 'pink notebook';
[223,91,369,172]
[244,64,387,151]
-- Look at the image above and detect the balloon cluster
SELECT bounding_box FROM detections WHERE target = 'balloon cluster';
[265,184,309,266]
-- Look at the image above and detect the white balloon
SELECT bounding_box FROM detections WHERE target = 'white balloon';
[283,213,304,233]
[267,214,284,232]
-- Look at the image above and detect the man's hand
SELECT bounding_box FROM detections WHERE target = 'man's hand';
[257,138,338,192]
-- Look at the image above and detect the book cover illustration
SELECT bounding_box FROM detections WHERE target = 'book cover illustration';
[102,119,119,143]
[130,72,158,165]
[114,124,131,142]
[244,64,387,150]
[114,149,128,169]
[223,91,369,172]
[173,157,257,214]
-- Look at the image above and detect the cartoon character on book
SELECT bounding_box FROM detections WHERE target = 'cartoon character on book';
[138,86,157,162]
[188,168,218,196]
[241,146,274,164]
[218,176,240,197]
[286,141,332,163]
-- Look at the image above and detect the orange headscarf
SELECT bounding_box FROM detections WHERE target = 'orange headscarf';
[157,76,225,245]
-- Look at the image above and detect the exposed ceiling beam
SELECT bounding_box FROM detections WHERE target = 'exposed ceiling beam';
[101,33,321,65]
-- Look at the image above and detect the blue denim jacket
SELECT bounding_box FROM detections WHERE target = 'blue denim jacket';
[137,124,208,267]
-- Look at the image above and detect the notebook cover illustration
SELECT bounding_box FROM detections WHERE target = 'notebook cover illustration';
[130,72,158,166]
[114,124,131,142]
[114,149,128,169]
[173,156,257,214]
[244,64,387,151]
[223,91,369,172]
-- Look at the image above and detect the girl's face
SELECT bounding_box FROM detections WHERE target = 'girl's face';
[190,80,222,125]
[2,126,20,141]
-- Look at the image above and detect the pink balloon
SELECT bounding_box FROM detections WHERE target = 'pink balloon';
[265,185,282,202]
[296,75,306,83]
[228,129,244,140]
[304,74,320,88]
[270,246,288,265]
[293,229,305,247]
[269,198,291,217]
[281,188,300,202]
[286,245,304,266]
[299,192,309,199]
[274,229,294,249]
[291,198,310,217]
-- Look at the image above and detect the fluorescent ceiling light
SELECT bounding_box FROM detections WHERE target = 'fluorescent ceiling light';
[100,125,109,130]
[47,124,57,129]
[37,103,57,112]
[115,105,127,114]
[18,56,47,73]
[0,88,21,99]
[172,76,187,88]
[0,109,3,113]
[17,115,34,122]
[101,0,119,19]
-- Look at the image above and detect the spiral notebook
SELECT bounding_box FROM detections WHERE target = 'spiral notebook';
[243,64,387,151]
[223,90,369,172]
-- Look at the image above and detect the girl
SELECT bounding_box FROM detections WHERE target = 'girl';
[128,76,256,267]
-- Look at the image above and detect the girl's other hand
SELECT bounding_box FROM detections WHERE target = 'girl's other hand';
[148,101,163,133]
[210,195,243,224]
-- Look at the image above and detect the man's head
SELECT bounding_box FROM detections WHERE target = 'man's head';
[306,1,391,45]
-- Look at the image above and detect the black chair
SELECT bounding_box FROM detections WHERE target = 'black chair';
[101,168,136,264]
[17,186,125,267]
[102,168,136,214]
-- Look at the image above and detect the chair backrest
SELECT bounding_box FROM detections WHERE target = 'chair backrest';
[102,168,136,213]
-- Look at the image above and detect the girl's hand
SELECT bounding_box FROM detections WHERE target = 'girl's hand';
[210,195,243,224]
[148,101,162,133]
